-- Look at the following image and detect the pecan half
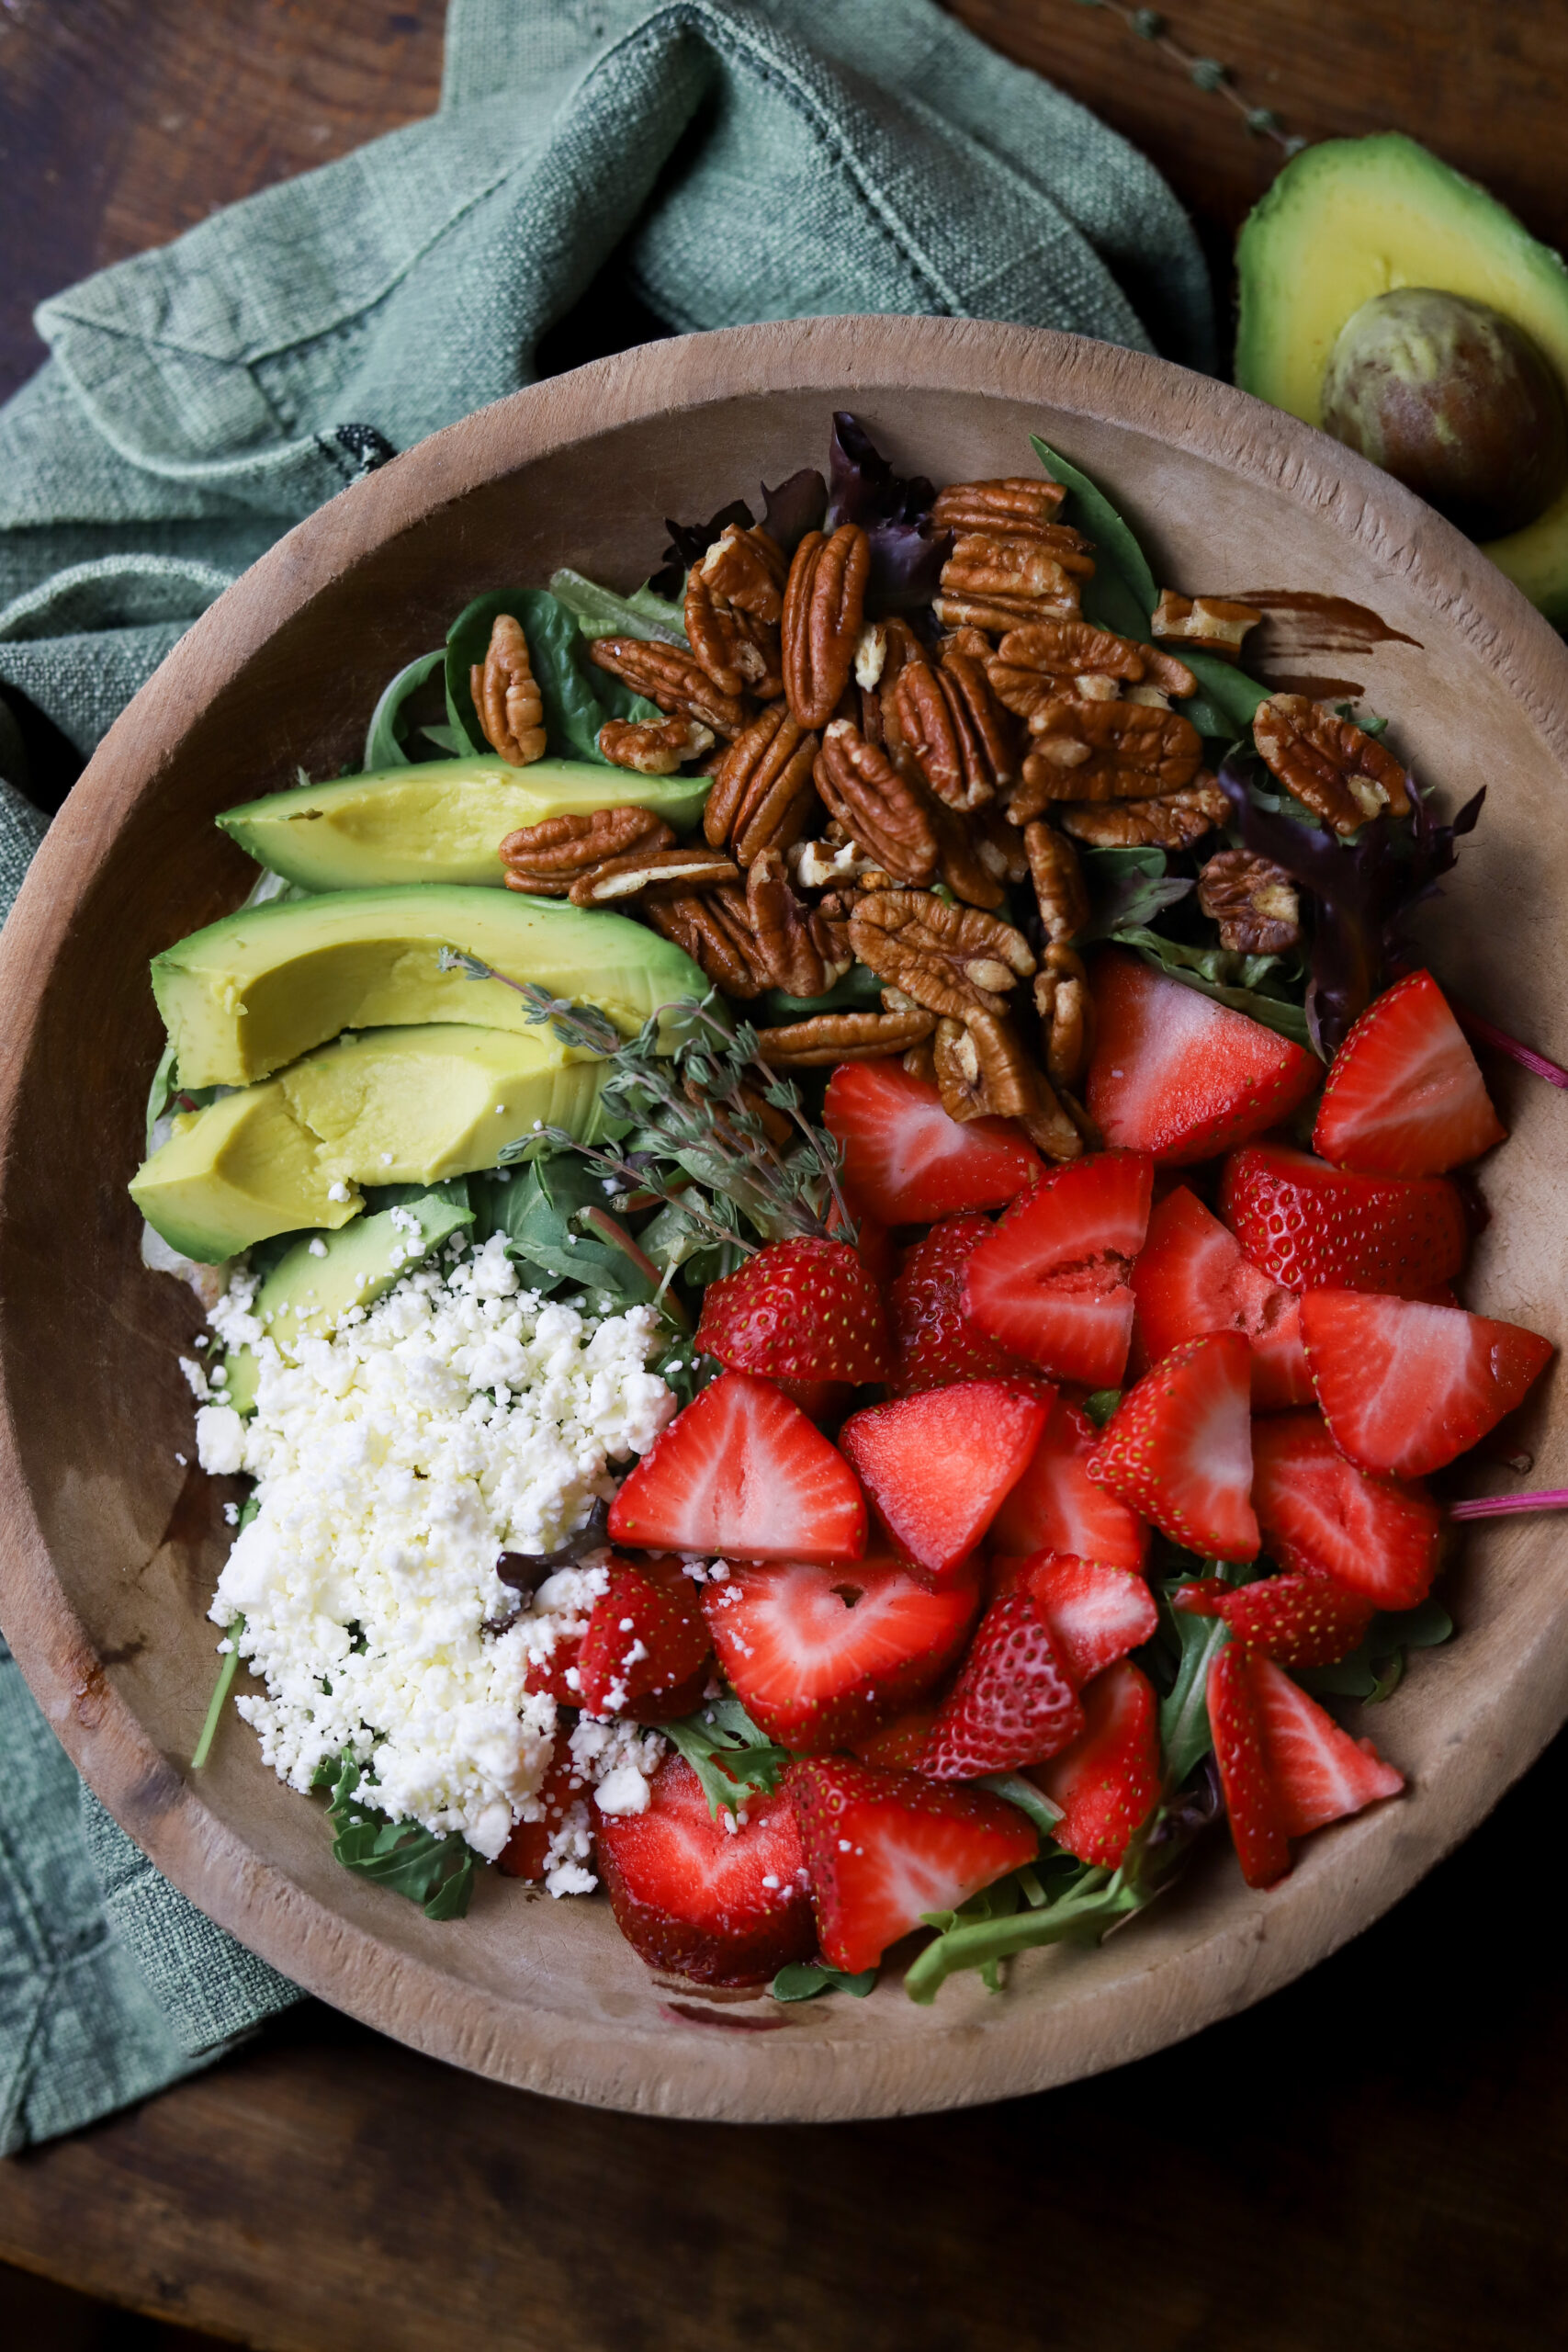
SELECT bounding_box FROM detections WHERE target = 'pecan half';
[1010,699,1206,819]
[942,527,1094,593]
[1057,776,1227,850]
[643,888,769,998]
[1152,590,1261,652]
[930,477,1068,540]
[752,1004,938,1068]
[815,720,938,885]
[500,807,674,896]
[889,657,964,808]
[1032,944,1093,1090]
[987,621,1195,712]
[472,613,547,765]
[932,1012,1082,1161]
[704,702,820,866]
[745,847,852,999]
[1023,820,1089,943]
[1253,695,1411,835]
[971,800,1030,888]
[931,589,1083,636]
[597,717,714,775]
[938,637,1018,790]
[587,638,750,736]
[699,523,787,619]
[782,525,870,728]
[789,834,876,890]
[686,526,785,699]
[850,890,1034,1021]
[568,845,740,908]
[903,1035,938,1082]
[1197,849,1303,955]
[927,793,1007,910]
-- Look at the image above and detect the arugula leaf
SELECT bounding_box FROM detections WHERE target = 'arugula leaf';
[1080,869,1195,940]
[362,647,447,769]
[976,1771,1061,1838]
[1180,649,1272,735]
[662,1692,793,1819]
[1111,928,1314,1049]
[761,964,886,1021]
[1157,1607,1229,1792]
[316,1754,476,1920]
[548,568,689,647]
[772,1961,876,2002]
[472,1156,658,1306]
[445,588,660,766]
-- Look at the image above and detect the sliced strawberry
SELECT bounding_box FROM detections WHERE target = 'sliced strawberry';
[963,1150,1154,1385]
[829,1191,895,1285]
[919,1591,1085,1778]
[524,1631,584,1707]
[887,1216,1037,1394]
[1314,969,1506,1178]
[824,1060,1041,1225]
[851,1704,943,1770]
[987,1394,1149,1569]
[702,1555,978,1751]
[1087,948,1319,1164]
[608,1371,866,1563]
[1250,1412,1441,1609]
[596,1755,816,1986]
[1208,1643,1291,1889]
[1088,1331,1259,1562]
[1248,1654,1405,1837]
[1219,1142,1469,1296]
[838,1379,1049,1579]
[694,1236,891,1384]
[1300,1289,1554,1477]
[1132,1184,1313,1410]
[1173,1568,1375,1667]
[790,1758,1038,1973]
[1021,1551,1159,1687]
[497,1747,590,1882]
[1029,1660,1161,1868]
[771,1377,855,1425]
[575,1557,713,1720]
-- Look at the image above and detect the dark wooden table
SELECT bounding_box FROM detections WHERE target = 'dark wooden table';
[3,6,1566,2345]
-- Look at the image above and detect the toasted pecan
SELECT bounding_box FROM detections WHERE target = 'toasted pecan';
[568,845,740,908]
[472,613,547,765]
[752,1006,937,1068]
[597,717,714,775]
[703,701,820,865]
[815,720,939,885]
[1197,849,1302,955]
[850,890,1034,1022]
[685,526,785,699]
[587,637,750,736]
[1032,944,1093,1091]
[1152,590,1261,652]
[1056,776,1227,850]
[782,525,871,729]
[642,887,770,999]
[1023,820,1089,944]
[930,477,1068,540]
[1253,695,1411,835]
[745,847,852,999]
[500,807,675,896]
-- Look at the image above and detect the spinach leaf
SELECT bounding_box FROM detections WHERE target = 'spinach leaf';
[662,1692,793,1819]
[1111,928,1314,1049]
[1297,1596,1454,1702]
[316,1754,476,1919]
[471,1156,657,1306]
[1080,869,1194,940]
[445,588,660,765]
[761,963,886,1022]
[548,568,689,646]
[362,648,448,769]
[772,1961,876,2002]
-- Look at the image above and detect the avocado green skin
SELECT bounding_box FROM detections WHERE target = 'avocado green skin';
[218,758,710,890]
[222,1191,474,1413]
[1235,132,1568,623]
[150,883,705,1088]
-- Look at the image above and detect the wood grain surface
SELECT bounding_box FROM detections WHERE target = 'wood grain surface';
[3,4,1567,2347]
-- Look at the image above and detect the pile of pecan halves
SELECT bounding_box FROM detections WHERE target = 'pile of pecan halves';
[480,477,1410,1163]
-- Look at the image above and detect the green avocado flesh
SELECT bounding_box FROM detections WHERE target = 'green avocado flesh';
[222,1188,474,1413]
[151,883,705,1088]
[1235,133,1568,621]
[218,759,710,890]
[130,1023,605,1260]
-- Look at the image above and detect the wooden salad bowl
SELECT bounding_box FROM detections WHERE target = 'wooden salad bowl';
[1,317,1565,2123]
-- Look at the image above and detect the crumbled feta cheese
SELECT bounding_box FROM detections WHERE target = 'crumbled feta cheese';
[308,1238,328,1259]
[594,1763,652,1816]
[180,1355,211,1403]
[196,1404,247,1476]
[326,1182,351,1204]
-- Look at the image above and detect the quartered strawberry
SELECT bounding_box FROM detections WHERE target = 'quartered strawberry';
[1029,1659,1161,1868]
[770,1376,855,1425]
[1249,1654,1405,1838]
[987,1394,1150,1570]
[1087,947,1320,1164]
[1300,1289,1554,1478]
[829,1190,895,1285]
[608,1371,866,1563]
[887,1216,1036,1394]
[1220,1142,1469,1296]
[1172,1569,1375,1667]
[839,1379,1050,1579]
[575,1556,713,1720]
[702,1554,979,1751]
[824,1060,1042,1225]
[852,1704,943,1770]
[524,1630,584,1707]
[1208,1642,1291,1889]
[919,1591,1085,1778]
[694,1236,892,1385]
[790,1758,1039,1973]
[497,1748,591,1882]
[1020,1551,1159,1687]
[1314,968,1506,1178]
[963,1149,1154,1385]
[1131,1184,1313,1410]
[1250,1412,1442,1609]
[1089,1331,1259,1562]
[596,1755,816,1986]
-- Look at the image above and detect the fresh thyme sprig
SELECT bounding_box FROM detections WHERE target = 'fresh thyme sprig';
[436,948,622,1057]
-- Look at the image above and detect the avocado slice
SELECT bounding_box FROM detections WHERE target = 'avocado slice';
[131,1022,607,1260]
[151,883,703,1088]
[1235,134,1568,621]
[218,758,710,891]
[222,1187,475,1413]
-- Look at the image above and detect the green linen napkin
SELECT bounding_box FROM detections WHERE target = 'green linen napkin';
[0,0,1211,2152]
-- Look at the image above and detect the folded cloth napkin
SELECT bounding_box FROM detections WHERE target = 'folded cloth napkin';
[0,0,1211,2152]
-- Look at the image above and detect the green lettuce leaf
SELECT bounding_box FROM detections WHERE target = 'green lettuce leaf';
[445,588,660,765]
[315,1754,476,1920]
[1111,928,1314,1049]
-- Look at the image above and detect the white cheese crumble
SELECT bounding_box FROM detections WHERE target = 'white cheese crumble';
[200,1235,677,1860]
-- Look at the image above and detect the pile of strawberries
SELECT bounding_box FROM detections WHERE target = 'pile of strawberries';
[503,949,1551,1990]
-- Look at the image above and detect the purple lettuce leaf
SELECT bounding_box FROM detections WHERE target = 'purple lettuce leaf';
[760,467,827,556]
[823,411,952,614]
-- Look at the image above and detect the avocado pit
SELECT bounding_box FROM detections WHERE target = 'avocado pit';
[1320,288,1568,540]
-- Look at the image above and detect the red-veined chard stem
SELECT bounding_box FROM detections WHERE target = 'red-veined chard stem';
[1449,1490,1568,1521]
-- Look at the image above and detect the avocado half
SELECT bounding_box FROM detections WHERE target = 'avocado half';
[1236,133,1568,624]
